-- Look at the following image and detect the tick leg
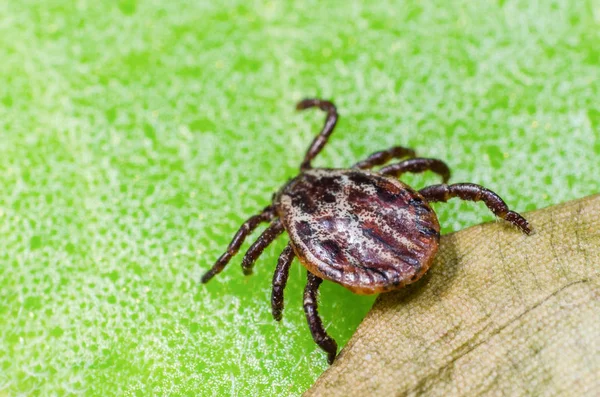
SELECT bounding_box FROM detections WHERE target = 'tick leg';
[304,271,338,365]
[420,183,531,234]
[296,98,338,170]
[353,146,416,169]
[271,243,295,321]
[201,206,276,283]
[241,219,285,275]
[380,158,451,183]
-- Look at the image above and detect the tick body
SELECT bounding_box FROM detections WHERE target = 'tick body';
[275,169,440,295]
[201,99,531,365]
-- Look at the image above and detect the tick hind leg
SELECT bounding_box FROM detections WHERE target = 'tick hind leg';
[380,158,451,183]
[304,271,338,365]
[201,206,276,283]
[241,219,285,275]
[420,183,531,234]
[296,98,338,170]
[271,243,295,321]
[353,146,416,169]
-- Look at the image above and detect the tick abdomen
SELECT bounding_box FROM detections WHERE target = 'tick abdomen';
[275,169,441,294]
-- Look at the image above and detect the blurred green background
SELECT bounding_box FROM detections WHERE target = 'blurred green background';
[0,0,598,395]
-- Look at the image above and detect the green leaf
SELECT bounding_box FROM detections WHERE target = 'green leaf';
[0,1,598,395]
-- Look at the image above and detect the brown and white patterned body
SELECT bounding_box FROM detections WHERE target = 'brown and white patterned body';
[275,169,440,294]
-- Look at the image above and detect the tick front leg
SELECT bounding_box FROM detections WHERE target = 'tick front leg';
[241,219,285,275]
[380,158,451,183]
[420,183,531,234]
[296,98,338,170]
[271,243,295,321]
[353,146,416,169]
[201,206,275,283]
[304,271,338,365]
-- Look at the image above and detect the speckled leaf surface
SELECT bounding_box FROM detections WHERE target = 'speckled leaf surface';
[0,1,598,396]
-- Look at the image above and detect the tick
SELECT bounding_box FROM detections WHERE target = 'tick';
[201,98,531,364]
